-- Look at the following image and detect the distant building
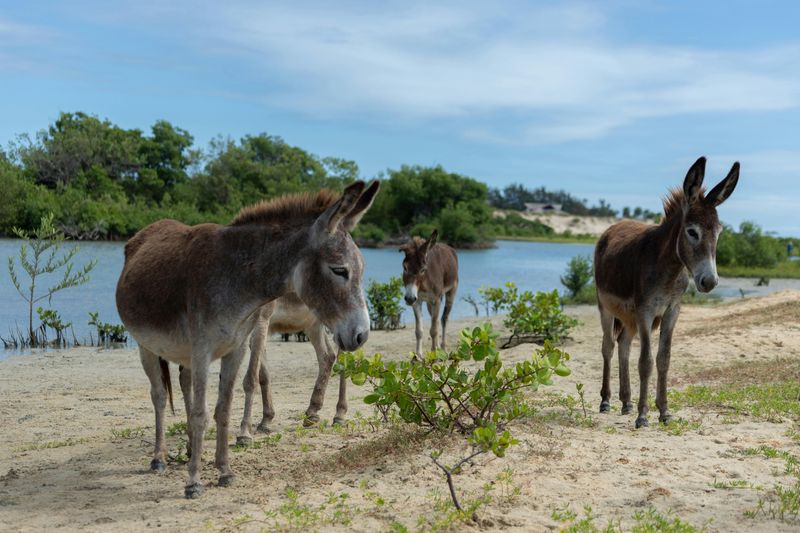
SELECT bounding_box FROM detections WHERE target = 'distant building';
[524,202,563,214]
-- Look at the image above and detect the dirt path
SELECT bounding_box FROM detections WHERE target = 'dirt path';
[1,292,799,531]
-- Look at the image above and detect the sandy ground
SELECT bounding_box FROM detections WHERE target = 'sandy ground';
[1,291,800,532]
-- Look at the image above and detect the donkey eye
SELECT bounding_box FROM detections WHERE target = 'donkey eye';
[687,228,699,240]
[330,266,349,280]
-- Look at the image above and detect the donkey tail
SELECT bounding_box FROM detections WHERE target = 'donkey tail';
[159,357,175,415]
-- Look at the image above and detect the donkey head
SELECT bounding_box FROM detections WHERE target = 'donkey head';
[677,157,740,293]
[292,180,380,351]
[399,229,438,305]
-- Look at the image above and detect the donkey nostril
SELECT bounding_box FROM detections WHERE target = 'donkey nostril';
[355,331,367,346]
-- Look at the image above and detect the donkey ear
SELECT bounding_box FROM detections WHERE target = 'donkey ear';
[427,229,439,248]
[315,180,366,234]
[683,156,706,204]
[341,180,380,232]
[705,162,740,207]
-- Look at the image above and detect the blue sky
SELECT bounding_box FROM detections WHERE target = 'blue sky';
[1,1,799,234]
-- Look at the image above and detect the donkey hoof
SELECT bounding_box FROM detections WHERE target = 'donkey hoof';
[659,413,673,425]
[635,416,649,429]
[149,459,166,474]
[332,416,347,426]
[599,401,610,413]
[218,474,236,487]
[235,435,252,447]
[621,403,634,415]
[184,482,204,499]
[256,422,273,434]
[302,414,320,428]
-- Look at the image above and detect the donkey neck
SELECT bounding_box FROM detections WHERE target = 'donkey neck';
[653,212,688,281]
[220,224,312,307]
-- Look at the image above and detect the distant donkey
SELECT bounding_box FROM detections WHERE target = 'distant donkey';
[116,181,379,498]
[400,230,459,354]
[594,157,739,428]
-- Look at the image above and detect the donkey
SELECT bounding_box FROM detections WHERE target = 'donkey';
[116,180,379,498]
[594,157,739,428]
[237,287,348,445]
[400,230,459,355]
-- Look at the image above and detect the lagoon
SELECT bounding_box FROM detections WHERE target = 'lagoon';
[3,237,794,359]
[0,239,593,355]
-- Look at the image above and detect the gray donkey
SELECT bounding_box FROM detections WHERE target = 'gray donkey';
[116,181,379,498]
[594,157,739,428]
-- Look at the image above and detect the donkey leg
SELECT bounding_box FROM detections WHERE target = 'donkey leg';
[214,343,247,488]
[429,298,442,351]
[598,309,615,413]
[185,353,210,499]
[413,302,423,356]
[256,361,276,433]
[237,340,260,445]
[140,348,168,473]
[635,320,653,429]
[334,351,348,425]
[441,287,456,352]
[304,324,334,427]
[178,365,194,458]
[618,327,634,415]
[656,306,680,424]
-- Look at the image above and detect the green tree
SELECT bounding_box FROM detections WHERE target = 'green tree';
[560,255,593,298]
[8,213,97,345]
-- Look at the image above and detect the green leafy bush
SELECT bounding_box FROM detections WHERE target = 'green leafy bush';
[88,312,128,345]
[717,221,786,268]
[366,277,403,331]
[36,307,72,347]
[7,212,96,346]
[335,323,570,510]
[560,255,593,299]
[480,283,578,347]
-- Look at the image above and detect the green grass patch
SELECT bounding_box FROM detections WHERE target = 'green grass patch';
[657,418,702,436]
[551,505,709,532]
[741,446,800,524]
[15,437,89,452]
[668,381,800,422]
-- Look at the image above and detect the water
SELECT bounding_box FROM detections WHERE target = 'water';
[0,238,594,358]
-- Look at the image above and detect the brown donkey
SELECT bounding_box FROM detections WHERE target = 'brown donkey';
[237,288,348,445]
[400,230,459,354]
[116,181,379,498]
[595,157,739,428]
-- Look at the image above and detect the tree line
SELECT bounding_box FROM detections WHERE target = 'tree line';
[0,112,563,246]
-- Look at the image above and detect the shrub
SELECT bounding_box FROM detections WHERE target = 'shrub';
[479,283,578,347]
[336,323,570,510]
[366,277,403,330]
[560,255,593,299]
[88,312,128,345]
[7,213,96,346]
[351,222,385,244]
[717,221,786,268]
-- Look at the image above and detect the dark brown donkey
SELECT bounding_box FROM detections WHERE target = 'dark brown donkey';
[595,157,739,428]
[400,230,459,354]
[116,181,379,498]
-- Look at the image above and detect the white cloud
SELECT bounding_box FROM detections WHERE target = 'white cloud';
[198,2,800,143]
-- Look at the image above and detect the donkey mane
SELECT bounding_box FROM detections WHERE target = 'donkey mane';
[400,236,426,251]
[661,186,707,221]
[230,189,340,227]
